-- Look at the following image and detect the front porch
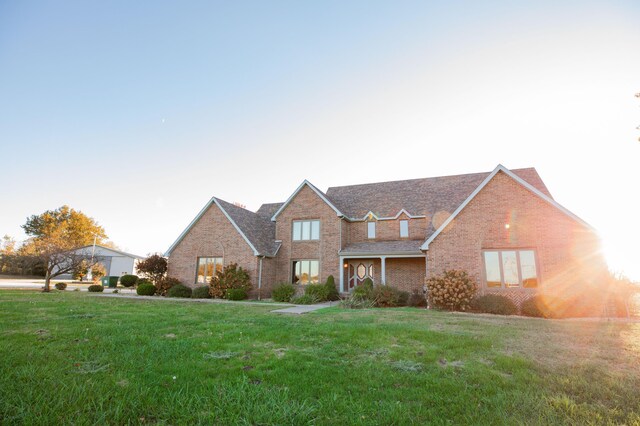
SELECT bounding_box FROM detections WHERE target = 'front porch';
[338,240,426,293]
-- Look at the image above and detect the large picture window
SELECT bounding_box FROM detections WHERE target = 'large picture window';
[196,257,223,284]
[292,220,320,241]
[482,250,538,288]
[292,260,319,285]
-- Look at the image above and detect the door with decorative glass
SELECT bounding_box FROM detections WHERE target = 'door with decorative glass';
[347,261,374,291]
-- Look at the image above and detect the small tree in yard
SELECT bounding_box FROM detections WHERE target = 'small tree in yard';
[426,270,478,311]
[19,206,109,292]
[136,254,168,285]
[209,263,251,299]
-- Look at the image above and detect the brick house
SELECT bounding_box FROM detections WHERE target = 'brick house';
[166,165,604,303]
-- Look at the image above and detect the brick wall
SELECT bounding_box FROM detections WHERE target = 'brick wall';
[274,185,342,285]
[385,258,425,292]
[347,214,428,244]
[427,171,604,303]
[167,202,259,291]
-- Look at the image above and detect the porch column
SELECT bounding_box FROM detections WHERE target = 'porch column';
[380,256,387,285]
[339,256,345,292]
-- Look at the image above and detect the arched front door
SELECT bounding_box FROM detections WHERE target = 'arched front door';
[347,261,374,291]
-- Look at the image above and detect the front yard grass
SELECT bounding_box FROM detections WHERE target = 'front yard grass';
[0,291,638,425]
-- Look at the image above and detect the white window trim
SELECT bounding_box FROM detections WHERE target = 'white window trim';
[195,256,223,284]
[367,221,376,239]
[292,220,321,241]
[399,220,409,238]
[481,249,539,289]
[292,259,320,285]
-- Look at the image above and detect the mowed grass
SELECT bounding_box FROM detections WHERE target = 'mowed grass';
[0,292,639,425]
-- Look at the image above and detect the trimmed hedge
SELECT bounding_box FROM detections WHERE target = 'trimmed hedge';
[88,284,104,293]
[225,288,248,301]
[137,283,156,296]
[192,286,211,299]
[272,283,296,302]
[54,282,67,290]
[324,275,340,301]
[156,277,182,297]
[470,294,518,315]
[167,284,193,298]
[120,274,138,287]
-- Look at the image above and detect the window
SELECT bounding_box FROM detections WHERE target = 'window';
[196,257,223,283]
[292,220,320,241]
[399,220,409,238]
[292,260,319,285]
[482,250,538,288]
[367,221,376,239]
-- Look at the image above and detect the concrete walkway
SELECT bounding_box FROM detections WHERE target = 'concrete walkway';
[271,300,340,314]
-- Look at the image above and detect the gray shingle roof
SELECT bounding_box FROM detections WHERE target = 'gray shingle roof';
[214,198,280,257]
[340,240,424,255]
[256,203,283,219]
[325,168,550,220]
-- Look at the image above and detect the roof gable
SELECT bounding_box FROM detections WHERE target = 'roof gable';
[420,164,594,250]
[73,244,143,259]
[165,197,278,257]
[270,180,343,221]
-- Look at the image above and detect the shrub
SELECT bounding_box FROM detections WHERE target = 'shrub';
[372,285,409,307]
[407,289,427,307]
[88,284,104,293]
[137,278,153,287]
[325,275,340,301]
[209,263,252,299]
[341,294,375,309]
[54,282,67,290]
[305,283,329,301]
[192,286,211,299]
[137,283,156,296]
[167,284,193,298]
[426,270,477,311]
[137,254,168,285]
[353,278,374,299]
[272,283,296,302]
[291,294,319,305]
[120,274,138,287]
[469,294,518,315]
[225,288,248,301]
[156,277,182,296]
[112,289,119,294]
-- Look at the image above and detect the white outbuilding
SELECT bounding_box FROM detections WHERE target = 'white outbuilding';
[54,245,144,279]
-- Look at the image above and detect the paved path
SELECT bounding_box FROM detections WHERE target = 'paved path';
[271,300,339,314]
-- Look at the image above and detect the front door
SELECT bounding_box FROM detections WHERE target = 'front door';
[347,261,374,291]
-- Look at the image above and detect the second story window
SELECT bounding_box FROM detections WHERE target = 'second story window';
[399,220,409,238]
[292,220,320,241]
[367,221,376,239]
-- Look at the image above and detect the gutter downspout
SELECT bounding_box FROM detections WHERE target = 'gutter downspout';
[258,256,264,300]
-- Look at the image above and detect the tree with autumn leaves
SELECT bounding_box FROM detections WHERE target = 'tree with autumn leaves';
[19,205,110,291]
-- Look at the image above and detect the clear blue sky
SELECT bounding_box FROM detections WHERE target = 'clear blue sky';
[1,1,639,278]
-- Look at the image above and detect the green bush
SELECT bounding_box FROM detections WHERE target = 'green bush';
[353,278,374,299]
[209,263,252,299]
[291,294,319,305]
[341,294,375,309]
[407,289,427,307]
[137,283,156,296]
[372,285,409,307]
[225,288,248,301]
[324,275,340,301]
[137,278,152,287]
[426,270,477,311]
[167,284,193,298]
[156,277,182,296]
[192,286,211,299]
[120,274,138,287]
[305,283,329,301]
[272,283,296,302]
[54,282,67,290]
[88,284,104,293]
[470,294,518,315]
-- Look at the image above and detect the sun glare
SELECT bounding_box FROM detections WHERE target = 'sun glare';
[603,239,640,282]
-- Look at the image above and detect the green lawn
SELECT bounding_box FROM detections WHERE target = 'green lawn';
[1,291,639,425]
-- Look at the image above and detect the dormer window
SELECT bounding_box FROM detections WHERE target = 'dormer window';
[399,220,409,238]
[292,220,320,241]
[367,221,376,239]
